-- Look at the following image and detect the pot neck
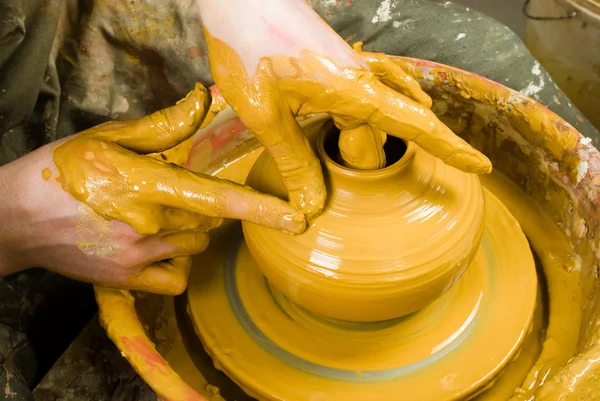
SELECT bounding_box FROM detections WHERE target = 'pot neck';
[315,126,416,193]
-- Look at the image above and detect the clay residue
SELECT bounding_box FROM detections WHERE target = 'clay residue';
[392,56,595,399]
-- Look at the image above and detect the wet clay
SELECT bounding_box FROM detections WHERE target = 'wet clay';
[49,83,304,294]
[52,83,216,236]
[181,118,534,400]
[96,288,205,401]
[480,173,581,400]
[92,54,588,400]
[186,168,538,400]
[337,42,433,171]
[179,112,580,399]
[242,122,486,322]
[181,168,579,401]
[90,119,577,400]
[42,167,51,181]
[203,30,491,218]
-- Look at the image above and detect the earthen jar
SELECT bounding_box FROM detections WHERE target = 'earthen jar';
[241,122,485,322]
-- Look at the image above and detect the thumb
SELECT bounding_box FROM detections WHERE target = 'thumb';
[123,231,210,295]
[79,83,212,154]
[339,124,386,170]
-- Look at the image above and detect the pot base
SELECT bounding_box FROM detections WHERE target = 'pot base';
[186,189,538,401]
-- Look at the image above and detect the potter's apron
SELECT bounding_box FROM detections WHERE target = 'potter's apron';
[0,0,597,400]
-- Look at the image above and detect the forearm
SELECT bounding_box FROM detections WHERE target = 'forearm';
[196,0,362,79]
[196,0,315,37]
[0,157,35,276]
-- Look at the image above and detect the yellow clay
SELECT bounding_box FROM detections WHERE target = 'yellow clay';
[187,176,538,400]
[182,120,579,399]
[52,83,216,236]
[338,124,387,170]
[480,173,581,400]
[50,83,305,295]
[95,287,204,401]
[95,128,580,401]
[243,122,485,321]
[204,31,491,218]
[338,42,433,170]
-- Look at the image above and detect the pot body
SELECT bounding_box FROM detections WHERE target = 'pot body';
[242,125,485,322]
[525,0,600,129]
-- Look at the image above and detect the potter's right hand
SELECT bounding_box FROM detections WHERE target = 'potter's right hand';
[197,0,492,219]
[0,84,305,295]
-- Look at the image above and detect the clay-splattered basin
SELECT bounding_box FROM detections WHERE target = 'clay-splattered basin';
[95,57,600,401]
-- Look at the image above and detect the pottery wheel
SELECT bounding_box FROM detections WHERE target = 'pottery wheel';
[186,189,538,401]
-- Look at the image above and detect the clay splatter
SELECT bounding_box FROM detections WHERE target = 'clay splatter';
[372,0,396,23]
[521,62,545,98]
[392,20,414,29]
[577,161,589,184]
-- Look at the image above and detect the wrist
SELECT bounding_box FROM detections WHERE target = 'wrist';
[0,140,76,275]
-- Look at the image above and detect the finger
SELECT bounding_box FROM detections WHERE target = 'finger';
[203,85,229,127]
[352,42,432,108]
[80,83,212,154]
[134,230,211,262]
[157,207,222,232]
[333,78,491,174]
[236,106,326,221]
[135,163,307,233]
[147,137,194,166]
[126,231,211,295]
[339,124,386,170]
[159,231,211,257]
[129,256,193,295]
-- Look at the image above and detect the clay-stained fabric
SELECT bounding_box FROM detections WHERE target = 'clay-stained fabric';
[0,0,61,166]
[0,0,598,400]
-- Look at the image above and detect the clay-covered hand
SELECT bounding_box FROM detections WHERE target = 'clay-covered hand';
[197,0,492,219]
[0,84,305,295]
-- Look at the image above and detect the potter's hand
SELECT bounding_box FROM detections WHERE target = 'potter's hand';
[0,84,305,295]
[197,0,492,219]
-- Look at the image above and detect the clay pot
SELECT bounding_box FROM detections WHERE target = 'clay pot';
[242,122,485,322]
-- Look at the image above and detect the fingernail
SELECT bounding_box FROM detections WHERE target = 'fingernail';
[471,152,493,174]
[176,83,206,105]
[280,213,307,235]
[456,151,493,175]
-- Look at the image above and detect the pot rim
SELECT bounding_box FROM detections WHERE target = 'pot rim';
[315,121,417,180]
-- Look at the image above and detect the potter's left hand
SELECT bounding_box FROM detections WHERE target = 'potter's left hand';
[197,0,492,219]
[0,84,305,295]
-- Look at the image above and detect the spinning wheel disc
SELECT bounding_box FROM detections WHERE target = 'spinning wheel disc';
[187,189,538,401]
